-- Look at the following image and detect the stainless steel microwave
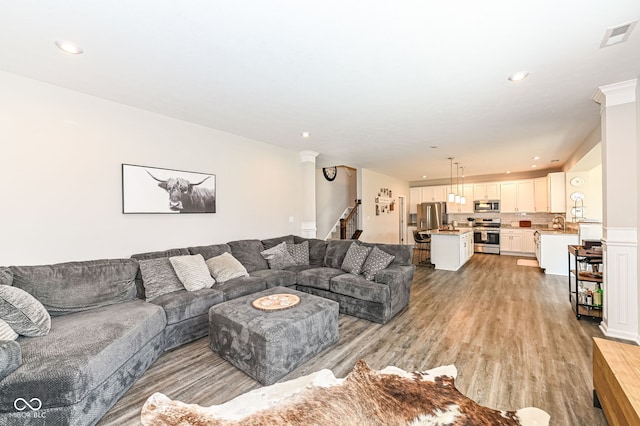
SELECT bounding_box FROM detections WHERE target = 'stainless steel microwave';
[474,200,500,213]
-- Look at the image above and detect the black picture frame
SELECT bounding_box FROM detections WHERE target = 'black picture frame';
[122,163,216,214]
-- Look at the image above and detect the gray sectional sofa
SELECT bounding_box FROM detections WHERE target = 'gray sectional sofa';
[0,235,414,425]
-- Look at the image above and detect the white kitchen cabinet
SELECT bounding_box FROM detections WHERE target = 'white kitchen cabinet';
[500,229,523,253]
[409,187,422,214]
[430,230,474,271]
[500,180,535,213]
[548,172,566,213]
[473,182,500,200]
[422,185,448,202]
[523,229,536,254]
[534,177,549,212]
[448,184,474,213]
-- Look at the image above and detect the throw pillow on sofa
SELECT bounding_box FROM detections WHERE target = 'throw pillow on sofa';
[169,254,215,291]
[0,285,51,337]
[361,247,395,280]
[205,252,249,282]
[260,242,296,270]
[287,241,310,265]
[0,318,18,340]
[341,242,372,275]
[0,267,12,286]
[139,258,185,301]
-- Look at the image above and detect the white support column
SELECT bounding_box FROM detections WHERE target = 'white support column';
[299,150,319,238]
[593,79,639,342]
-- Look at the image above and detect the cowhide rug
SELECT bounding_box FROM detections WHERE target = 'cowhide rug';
[141,360,550,425]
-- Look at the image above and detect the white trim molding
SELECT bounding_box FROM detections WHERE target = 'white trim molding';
[301,221,317,238]
[299,150,319,163]
[601,226,638,343]
[592,79,637,107]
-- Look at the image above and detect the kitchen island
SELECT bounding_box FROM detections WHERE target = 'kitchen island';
[535,229,579,275]
[428,228,474,271]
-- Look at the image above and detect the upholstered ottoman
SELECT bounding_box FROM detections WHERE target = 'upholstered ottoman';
[209,286,339,385]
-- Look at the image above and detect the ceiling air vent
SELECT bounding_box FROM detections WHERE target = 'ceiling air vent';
[600,20,637,48]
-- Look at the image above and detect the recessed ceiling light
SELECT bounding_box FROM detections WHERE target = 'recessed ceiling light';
[422,175,427,179]
[55,40,83,55]
[301,132,310,138]
[506,171,511,174]
[508,71,529,82]
[532,156,540,160]
[531,165,537,168]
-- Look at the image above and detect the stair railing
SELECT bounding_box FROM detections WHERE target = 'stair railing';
[340,200,362,239]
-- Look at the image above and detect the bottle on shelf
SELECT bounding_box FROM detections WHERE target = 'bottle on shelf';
[586,290,593,306]
[594,283,603,307]
[578,282,586,305]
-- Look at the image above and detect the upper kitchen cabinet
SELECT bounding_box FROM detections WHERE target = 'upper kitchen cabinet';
[500,180,535,213]
[548,172,566,213]
[448,184,474,213]
[473,183,500,200]
[409,187,422,214]
[534,177,549,212]
[422,185,448,203]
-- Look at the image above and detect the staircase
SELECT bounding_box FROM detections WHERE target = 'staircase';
[326,200,362,240]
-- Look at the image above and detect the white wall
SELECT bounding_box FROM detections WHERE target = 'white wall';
[360,169,409,244]
[0,72,303,265]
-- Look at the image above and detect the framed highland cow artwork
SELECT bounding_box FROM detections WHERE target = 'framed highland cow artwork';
[122,164,216,214]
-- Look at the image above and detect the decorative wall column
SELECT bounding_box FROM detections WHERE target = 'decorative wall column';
[299,150,319,238]
[593,79,639,342]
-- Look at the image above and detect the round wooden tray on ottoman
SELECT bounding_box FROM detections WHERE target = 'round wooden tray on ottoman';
[252,293,300,311]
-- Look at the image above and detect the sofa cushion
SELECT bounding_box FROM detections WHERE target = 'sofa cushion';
[361,247,395,281]
[341,243,372,275]
[149,288,224,325]
[293,237,328,266]
[0,285,51,337]
[287,241,310,265]
[262,235,295,250]
[296,267,346,291]
[360,243,412,266]
[324,240,357,269]
[187,243,232,260]
[228,239,269,272]
[205,252,249,283]
[139,257,185,302]
[0,318,18,340]
[131,248,191,300]
[330,274,390,304]
[169,254,215,291]
[10,259,138,316]
[0,340,21,381]
[0,300,166,411]
[261,242,297,270]
[215,276,267,301]
[250,269,297,288]
[0,268,12,286]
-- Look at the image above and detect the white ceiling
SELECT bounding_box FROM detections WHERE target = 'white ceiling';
[1,1,639,182]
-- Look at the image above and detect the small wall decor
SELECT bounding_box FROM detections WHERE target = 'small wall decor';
[375,187,395,215]
[122,164,216,214]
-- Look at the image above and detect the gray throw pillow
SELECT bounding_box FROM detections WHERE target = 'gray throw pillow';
[361,247,396,280]
[287,241,310,265]
[169,254,215,291]
[0,318,18,340]
[0,267,12,286]
[341,242,372,275]
[0,285,51,337]
[205,252,249,283]
[139,258,185,302]
[260,242,297,270]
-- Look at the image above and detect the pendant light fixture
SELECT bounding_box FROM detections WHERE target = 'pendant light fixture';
[460,166,466,205]
[448,157,455,202]
[454,162,461,204]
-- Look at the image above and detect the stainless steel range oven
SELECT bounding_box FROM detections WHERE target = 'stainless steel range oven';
[473,218,501,254]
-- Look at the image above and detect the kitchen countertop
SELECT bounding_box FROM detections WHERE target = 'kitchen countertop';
[426,227,473,235]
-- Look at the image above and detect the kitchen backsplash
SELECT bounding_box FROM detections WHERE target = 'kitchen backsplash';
[448,212,560,227]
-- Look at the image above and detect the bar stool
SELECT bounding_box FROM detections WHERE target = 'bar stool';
[413,230,432,265]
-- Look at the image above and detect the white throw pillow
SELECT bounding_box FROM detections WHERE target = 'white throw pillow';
[205,252,249,283]
[169,254,215,291]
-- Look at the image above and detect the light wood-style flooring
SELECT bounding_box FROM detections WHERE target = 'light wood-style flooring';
[99,254,610,425]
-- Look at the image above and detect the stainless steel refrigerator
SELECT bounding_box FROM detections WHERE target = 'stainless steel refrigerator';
[417,202,447,232]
